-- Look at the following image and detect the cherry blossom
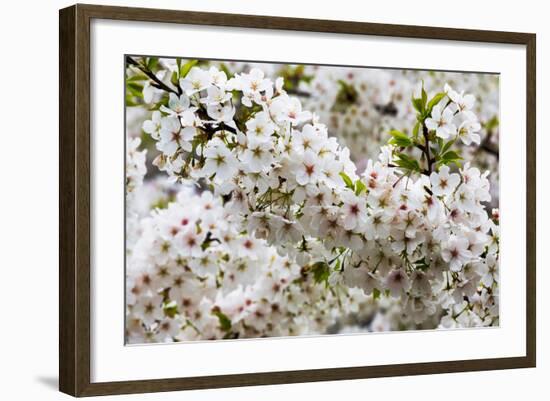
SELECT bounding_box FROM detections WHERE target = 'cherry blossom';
[125,58,500,342]
[425,104,457,139]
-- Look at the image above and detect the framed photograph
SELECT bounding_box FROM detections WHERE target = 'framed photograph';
[59,4,536,397]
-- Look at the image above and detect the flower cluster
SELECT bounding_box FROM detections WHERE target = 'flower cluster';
[126,137,148,250]
[126,188,362,342]
[294,66,500,208]
[126,137,147,201]
[126,58,500,342]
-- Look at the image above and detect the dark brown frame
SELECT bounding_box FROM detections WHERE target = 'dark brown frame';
[59,3,536,397]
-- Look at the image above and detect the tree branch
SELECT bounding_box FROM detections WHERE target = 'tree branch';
[480,142,499,159]
[126,56,179,96]
[479,131,499,160]
[422,123,432,173]
[285,89,311,98]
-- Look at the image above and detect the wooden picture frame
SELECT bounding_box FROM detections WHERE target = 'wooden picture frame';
[59,3,536,397]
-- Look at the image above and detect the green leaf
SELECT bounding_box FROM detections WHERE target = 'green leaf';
[427,92,447,112]
[180,59,198,78]
[219,63,233,79]
[213,311,232,332]
[311,261,330,285]
[441,150,462,161]
[388,129,413,147]
[163,301,179,318]
[412,97,424,114]
[125,94,140,107]
[301,74,314,84]
[421,84,428,109]
[440,138,456,156]
[484,115,499,131]
[394,152,421,172]
[355,179,367,196]
[170,71,179,86]
[148,101,164,111]
[333,80,359,110]
[334,258,342,272]
[126,73,149,82]
[146,57,159,71]
[437,150,463,168]
[339,171,354,189]
[126,82,144,98]
[412,121,420,140]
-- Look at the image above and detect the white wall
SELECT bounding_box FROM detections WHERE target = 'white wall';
[0,0,545,399]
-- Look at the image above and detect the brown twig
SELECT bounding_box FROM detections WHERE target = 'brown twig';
[479,130,499,160]
[126,56,179,96]
[422,123,432,173]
